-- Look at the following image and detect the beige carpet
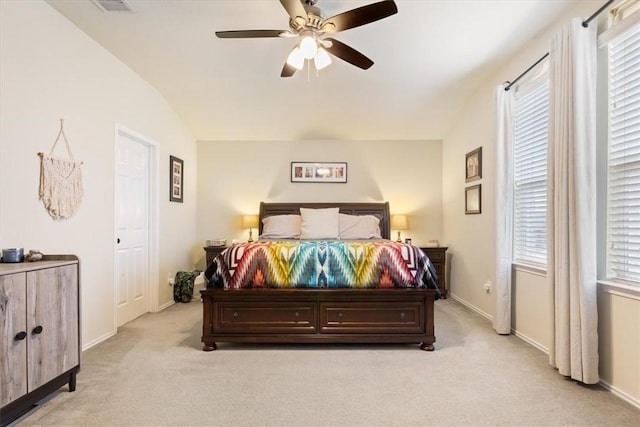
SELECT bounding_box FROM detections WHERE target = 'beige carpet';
[12,298,639,426]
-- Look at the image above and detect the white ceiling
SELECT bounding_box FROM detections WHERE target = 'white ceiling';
[46,0,591,141]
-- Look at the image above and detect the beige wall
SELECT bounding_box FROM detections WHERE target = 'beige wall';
[195,139,442,269]
[441,1,640,407]
[0,1,197,348]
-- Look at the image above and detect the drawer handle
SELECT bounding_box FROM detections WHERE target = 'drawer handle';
[400,312,406,320]
[14,331,27,341]
[337,312,344,319]
[232,312,239,318]
[294,311,300,318]
[32,325,43,335]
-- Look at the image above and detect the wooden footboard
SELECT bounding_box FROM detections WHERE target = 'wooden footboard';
[201,288,436,351]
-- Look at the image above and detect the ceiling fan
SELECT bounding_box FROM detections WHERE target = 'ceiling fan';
[215,0,398,77]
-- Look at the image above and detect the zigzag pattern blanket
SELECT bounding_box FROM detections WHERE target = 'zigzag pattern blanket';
[205,240,439,295]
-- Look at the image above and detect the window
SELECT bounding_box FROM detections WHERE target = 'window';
[513,78,550,266]
[607,23,640,284]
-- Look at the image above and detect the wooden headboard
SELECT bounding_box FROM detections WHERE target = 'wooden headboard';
[258,202,391,240]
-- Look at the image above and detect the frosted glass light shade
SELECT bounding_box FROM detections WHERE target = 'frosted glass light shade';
[314,47,332,70]
[300,35,318,59]
[286,46,304,70]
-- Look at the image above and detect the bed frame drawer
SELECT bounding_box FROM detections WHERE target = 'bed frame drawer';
[213,302,317,333]
[319,302,423,334]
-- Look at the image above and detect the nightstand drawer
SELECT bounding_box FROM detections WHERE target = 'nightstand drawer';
[204,246,228,267]
[421,248,444,261]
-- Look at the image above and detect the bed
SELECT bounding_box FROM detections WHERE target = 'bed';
[201,202,440,351]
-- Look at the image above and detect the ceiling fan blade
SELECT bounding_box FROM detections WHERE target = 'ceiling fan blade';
[324,38,374,70]
[281,61,297,78]
[322,0,398,33]
[279,0,308,21]
[215,30,287,38]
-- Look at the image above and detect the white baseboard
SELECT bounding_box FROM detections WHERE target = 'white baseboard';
[512,330,549,354]
[449,292,639,409]
[82,329,116,352]
[599,379,640,409]
[449,293,493,321]
[156,299,174,312]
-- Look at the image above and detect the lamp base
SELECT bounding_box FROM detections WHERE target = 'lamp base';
[396,231,402,243]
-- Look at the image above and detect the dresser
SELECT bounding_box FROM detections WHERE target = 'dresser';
[0,255,80,426]
[204,245,229,268]
[420,246,448,298]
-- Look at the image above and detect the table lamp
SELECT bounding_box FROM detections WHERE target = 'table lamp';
[391,214,408,243]
[242,215,259,242]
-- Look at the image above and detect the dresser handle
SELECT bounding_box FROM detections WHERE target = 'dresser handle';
[14,331,27,341]
[32,325,43,335]
[232,312,239,318]
[337,312,344,319]
[294,311,300,318]
[400,312,406,320]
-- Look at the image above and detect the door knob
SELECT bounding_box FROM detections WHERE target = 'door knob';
[32,325,43,335]
[117,238,121,244]
[14,331,27,341]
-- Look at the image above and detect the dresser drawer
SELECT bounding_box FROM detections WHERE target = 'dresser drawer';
[214,302,317,333]
[319,302,423,334]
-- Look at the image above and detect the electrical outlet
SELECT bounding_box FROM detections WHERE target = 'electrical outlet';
[483,281,492,293]
[168,273,174,286]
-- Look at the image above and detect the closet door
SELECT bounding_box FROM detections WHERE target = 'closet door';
[0,273,27,406]
[26,265,79,391]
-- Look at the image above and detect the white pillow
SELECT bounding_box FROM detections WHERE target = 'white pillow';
[339,214,382,239]
[260,214,301,239]
[300,207,340,239]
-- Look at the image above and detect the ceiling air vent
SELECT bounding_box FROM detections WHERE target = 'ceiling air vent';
[92,0,135,13]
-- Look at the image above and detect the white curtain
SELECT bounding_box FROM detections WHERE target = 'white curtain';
[547,18,599,384]
[494,84,514,335]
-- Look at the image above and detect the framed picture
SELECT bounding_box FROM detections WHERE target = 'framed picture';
[291,162,347,183]
[465,184,481,214]
[465,147,482,182]
[170,155,183,203]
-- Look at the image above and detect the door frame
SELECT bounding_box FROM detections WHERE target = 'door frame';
[113,124,159,329]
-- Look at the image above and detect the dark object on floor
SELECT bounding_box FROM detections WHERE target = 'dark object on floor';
[173,270,201,303]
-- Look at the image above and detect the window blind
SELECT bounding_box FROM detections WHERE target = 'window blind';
[513,79,549,266]
[607,23,640,284]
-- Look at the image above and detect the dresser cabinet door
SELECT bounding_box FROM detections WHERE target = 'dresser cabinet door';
[0,273,27,407]
[26,265,79,391]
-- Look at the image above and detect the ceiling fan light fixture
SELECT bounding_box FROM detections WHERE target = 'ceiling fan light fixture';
[299,35,318,60]
[314,47,332,70]
[286,46,304,70]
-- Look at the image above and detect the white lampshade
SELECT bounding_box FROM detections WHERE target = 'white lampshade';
[314,47,332,70]
[391,214,408,243]
[391,214,408,230]
[286,46,304,70]
[299,35,317,60]
[242,215,259,229]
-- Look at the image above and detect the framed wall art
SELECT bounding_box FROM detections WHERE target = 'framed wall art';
[170,155,183,203]
[465,147,482,182]
[291,162,347,183]
[465,184,481,214]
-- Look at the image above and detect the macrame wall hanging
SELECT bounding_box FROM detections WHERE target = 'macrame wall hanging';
[38,119,84,220]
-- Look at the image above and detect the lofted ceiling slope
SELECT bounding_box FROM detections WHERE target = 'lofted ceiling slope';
[46,0,593,141]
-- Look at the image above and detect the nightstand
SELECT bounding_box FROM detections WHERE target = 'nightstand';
[419,246,448,298]
[204,246,228,268]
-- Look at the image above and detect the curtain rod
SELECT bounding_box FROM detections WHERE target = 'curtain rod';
[504,0,615,91]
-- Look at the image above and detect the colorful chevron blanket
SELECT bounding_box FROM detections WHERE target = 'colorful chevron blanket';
[205,240,439,295]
